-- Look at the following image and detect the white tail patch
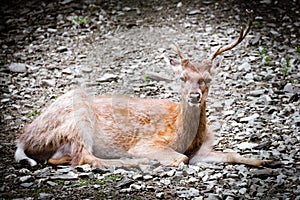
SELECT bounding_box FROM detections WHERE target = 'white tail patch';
[15,143,37,166]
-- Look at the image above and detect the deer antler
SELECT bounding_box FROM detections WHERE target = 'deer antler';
[210,10,254,60]
[171,44,186,59]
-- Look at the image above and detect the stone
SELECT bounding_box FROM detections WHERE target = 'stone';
[46,181,57,186]
[283,83,294,93]
[20,175,34,183]
[75,164,92,172]
[8,63,27,73]
[41,79,56,87]
[62,68,73,74]
[188,10,201,15]
[97,73,118,82]
[143,174,153,180]
[57,46,68,52]
[39,193,54,199]
[20,182,34,188]
[188,188,200,197]
[249,89,265,97]
[238,62,251,72]
[78,172,94,179]
[245,73,254,80]
[240,113,260,122]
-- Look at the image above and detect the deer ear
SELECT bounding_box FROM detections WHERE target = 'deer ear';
[208,57,222,74]
[163,54,182,74]
[212,57,222,69]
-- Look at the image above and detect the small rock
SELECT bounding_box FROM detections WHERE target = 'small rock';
[188,188,200,197]
[249,89,265,97]
[239,188,247,195]
[62,68,73,75]
[46,181,57,187]
[130,184,143,190]
[1,98,10,103]
[8,63,27,73]
[143,174,153,180]
[240,113,260,122]
[38,192,53,199]
[156,192,164,198]
[238,62,251,72]
[166,169,176,177]
[97,73,118,82]
[160,179,171,185]
[41,79,56,87]
[78,172,94,179]
[76,164,92,172]
[20,175,34,183]
[20,182,34,188]
[81,66,93,73]
[236,142,258,150]
[245,73,254,80]
[132,174,143,180]
[57,46,68,52]
[188,9,201,15]
[283,83,294,93]
[116,178,134,188]
[251,33,261,45]
[47,28,57,33]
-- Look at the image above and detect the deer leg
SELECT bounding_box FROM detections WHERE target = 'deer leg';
[190,150,273,167]
[48,155,72,165]
[80,153,149,168]
[129,144,189,167]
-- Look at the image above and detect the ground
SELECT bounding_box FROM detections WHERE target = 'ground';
[0,0,299,199]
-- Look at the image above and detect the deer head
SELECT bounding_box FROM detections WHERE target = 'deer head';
[164,10,253,107]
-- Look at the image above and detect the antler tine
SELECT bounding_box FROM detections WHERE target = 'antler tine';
[171,44,186,59]
[210,10,254,60]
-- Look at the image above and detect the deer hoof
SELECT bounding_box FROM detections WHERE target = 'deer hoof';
[261,160,283,167]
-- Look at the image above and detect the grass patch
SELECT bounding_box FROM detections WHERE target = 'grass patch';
[26,110,41,118]
[74,17,89,25]
[283,57,290,77]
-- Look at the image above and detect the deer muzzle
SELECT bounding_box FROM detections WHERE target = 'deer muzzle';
[189,92,201,105]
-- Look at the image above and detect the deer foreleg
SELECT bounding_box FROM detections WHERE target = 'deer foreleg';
[190,150,273,167]
[129,144,189,167]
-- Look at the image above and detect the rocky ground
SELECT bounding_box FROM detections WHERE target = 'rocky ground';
[0,0,299,199]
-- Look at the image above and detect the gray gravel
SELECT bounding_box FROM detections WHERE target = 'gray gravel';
[0,0,299,199]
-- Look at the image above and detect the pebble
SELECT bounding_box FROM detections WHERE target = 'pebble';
[249,89,265,97]
[240,113,260,122]
[57,46,68,52]
[20,175,34,183]
[38,193,54,199]
[97,73,118,82]
[143,174,153,180]
[8,63,27,72]
[238,62,251,72]
[41,79,56,87]
[283,83,294,93]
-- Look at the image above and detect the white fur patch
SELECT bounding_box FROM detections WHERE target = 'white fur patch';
[15,143,37,166]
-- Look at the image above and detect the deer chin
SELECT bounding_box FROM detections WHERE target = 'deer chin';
[188,100,201,107]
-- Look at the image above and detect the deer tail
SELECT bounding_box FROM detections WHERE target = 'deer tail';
[15,142,37,166]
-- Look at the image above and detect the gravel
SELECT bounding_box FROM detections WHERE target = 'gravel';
[0,0,299,199]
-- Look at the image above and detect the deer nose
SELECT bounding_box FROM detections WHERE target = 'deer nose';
[189,92,201,104]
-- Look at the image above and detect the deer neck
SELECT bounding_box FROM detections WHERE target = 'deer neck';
[171,96,207,154]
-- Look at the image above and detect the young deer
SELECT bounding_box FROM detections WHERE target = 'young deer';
[15,11,273,168]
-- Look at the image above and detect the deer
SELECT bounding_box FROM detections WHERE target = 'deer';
[15,10,274,168]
